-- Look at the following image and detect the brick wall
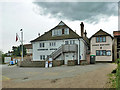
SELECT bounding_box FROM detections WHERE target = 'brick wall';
[18,61,45,67]
[52,60,64,67]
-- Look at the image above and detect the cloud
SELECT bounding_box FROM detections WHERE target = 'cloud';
[33,2,118,23]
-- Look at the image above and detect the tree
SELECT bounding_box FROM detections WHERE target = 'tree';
[12,45,26,57]
[0,50,7,64]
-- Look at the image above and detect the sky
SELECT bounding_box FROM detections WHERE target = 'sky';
[0,0,119,53]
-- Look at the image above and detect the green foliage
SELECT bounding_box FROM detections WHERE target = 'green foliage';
[1,53,7,64]
[117,58,120,62]
[108,73,116,88]
[116,59,120,89]
[12,45,26,57]
[108,59,120,89]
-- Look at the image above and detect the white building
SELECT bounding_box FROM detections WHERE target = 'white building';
[90,29,113,62]
[31,21,89,64]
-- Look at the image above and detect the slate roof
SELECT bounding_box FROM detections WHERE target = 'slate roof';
[31,21,81,42]
[90,29,113,40]
[83,37,90,45]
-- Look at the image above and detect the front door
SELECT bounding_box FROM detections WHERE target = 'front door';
[65,54,69,64]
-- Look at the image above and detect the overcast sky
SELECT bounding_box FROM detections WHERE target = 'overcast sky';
[0,1,119,53]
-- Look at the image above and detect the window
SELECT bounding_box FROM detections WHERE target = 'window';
[103,50,106,56]
[106,51,111,56]
[52,28,69,36]
[70,40,75,44]
[96,36,106,43]
[100,37,102,42]
[40,55,45,60]
[54,42,56,46]
[64,28,69,34]
[49,43,51,46]
[49,42,56,46]
[70,40,72,44]
[66,55,69,57]
[73,40,75,44]
[96,50,106,56]
[40,55,42,60]
[58,29,62,35]
[103,37,106,42]
[100,50,103,56]
[64,29,67,34]
[40,43,41,47]
[55,30,57,35]
[96,50,111,56]
[96,37,99,42]
[65,41,69,44]
[52,29,62,36]
[96,50,100,56]
[43,55,45,60]
[40,43,45,48]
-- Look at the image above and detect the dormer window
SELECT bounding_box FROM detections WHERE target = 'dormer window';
[52,29,62,36]
[64,28,69,34]
[52,28,69,36]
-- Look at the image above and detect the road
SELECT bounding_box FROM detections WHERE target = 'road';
[2,63,116,88]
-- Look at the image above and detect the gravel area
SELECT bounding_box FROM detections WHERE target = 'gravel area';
[2,63,117,88]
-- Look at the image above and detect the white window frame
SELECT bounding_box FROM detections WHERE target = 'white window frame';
[64,28,69,35]
[40,43,45,48]
[49,42,56,46]
[65,41,69,45]
[40,55,45,60]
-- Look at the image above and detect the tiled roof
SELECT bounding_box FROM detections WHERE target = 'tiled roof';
[31,21,81,42]
[90,29,113,39]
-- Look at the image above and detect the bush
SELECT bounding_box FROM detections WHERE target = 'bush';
[116,58,120,89]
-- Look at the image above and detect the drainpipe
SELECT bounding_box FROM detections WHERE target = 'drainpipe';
[78,38,80,65]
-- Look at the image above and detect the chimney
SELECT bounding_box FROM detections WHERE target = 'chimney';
[84,30,87,37]
[80,22,84,37]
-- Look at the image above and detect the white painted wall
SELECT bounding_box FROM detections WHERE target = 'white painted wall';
[80,39,87,60]
[32,38,88,62]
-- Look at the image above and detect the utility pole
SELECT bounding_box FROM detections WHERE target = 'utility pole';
[20,29,23,62]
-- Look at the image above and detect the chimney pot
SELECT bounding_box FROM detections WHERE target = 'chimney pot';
[84,30,87,37]
[80,22,84,37]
